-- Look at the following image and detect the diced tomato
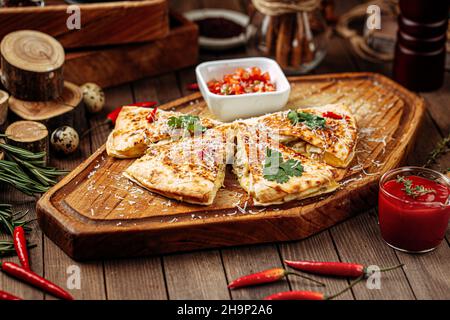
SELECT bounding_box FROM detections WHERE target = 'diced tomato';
[207,66,276,95]
[251,67,261,76]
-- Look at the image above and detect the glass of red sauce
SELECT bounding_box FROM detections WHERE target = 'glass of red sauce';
[378,167,450,253]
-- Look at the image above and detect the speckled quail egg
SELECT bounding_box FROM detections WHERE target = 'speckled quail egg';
[81,82,105,113]
[50,126,79,155]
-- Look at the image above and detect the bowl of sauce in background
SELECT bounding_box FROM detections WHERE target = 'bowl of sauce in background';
[378,167,450,253]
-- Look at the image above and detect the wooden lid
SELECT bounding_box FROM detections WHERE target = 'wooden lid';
[0,30,65,73]
[5,120,48,142]
[8,81,82,121]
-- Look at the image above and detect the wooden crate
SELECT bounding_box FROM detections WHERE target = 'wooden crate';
[36,73,425,261]
[0,0,169,49]
[64,12,198,87]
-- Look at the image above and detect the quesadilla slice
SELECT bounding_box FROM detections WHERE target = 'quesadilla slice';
[233,122,339,206]
[256,104,357,168]
[124,125,234,205]
[106,106,220,159]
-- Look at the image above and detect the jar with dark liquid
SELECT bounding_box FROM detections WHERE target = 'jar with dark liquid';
[393,0,449,91]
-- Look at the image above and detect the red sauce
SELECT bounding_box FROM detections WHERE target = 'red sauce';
[379,175,449,252]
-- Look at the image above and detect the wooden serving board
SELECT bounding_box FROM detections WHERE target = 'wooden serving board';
[64,12,198,88]
[37,73,425,261]
[0,0,169,49]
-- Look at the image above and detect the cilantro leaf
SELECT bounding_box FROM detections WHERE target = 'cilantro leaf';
[287,110,326,129]
[168,115,206,133]
[263,148,304,184]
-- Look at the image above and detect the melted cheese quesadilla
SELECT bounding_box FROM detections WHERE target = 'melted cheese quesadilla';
[256,104,357,168]
[124,125,234,205]
[233,122,339,206]
[106,106,220,159]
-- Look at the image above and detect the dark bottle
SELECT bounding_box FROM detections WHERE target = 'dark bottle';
[393,0,449,91]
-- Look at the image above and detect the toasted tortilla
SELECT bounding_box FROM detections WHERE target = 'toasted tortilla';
[233,122,339,206]
[106,106,220,159]
[124,125,235,205]
[255,104,357,168]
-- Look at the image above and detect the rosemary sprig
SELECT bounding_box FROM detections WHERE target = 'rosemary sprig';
[424,132,450,169]
[396,175,436,198]
[0,240,36,258]
[0,141,67,195]
[0,204,33,235]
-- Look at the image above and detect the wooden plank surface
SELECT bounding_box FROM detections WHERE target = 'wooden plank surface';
[64,12,198,88]
[0,0,448,300]
[0,0,169,49]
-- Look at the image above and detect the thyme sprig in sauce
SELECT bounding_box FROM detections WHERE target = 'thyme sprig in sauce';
[395,175,436,198]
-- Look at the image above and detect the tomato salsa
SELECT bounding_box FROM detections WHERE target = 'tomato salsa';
[379,172,450,253]
[207,67,276,95]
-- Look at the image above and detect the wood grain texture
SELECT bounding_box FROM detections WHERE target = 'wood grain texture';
[222,245,289,300]
[43,96,106,300]
[279,231,355,300]
[0,191,44,300]
[94,83,168,300]
[0,0,169,49]
[331,211,416,300]
[8,81,82,121]
[64,12,198,88]
[0,30,65,101]
[36,73,425,261]
[165,251,229,300]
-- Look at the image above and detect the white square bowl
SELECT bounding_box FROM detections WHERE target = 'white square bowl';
[196,57,291,122]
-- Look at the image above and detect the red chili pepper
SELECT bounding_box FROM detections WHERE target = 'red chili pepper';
[146,107,158,123]
[264,274,366,300]
[322,111,343,120]
[0,262,74,300]
[227,267,324,289]
[186,83,199,91]
[13,226,30,270]
[0,290,22,300]
[264,290,325,300]
[284,260,404,278]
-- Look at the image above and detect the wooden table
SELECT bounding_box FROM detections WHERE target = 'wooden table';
[0,0,449,300]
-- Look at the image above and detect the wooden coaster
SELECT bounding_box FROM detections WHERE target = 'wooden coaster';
[8,81,82,121]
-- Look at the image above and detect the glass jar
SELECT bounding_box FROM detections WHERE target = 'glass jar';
[378,167,450,253]
[247,8,330,74]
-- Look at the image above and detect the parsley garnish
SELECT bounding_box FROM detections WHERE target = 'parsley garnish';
[263,148,303,184]
[287,110,326,129]
[395,175,436,198]
[168,115,206,133]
